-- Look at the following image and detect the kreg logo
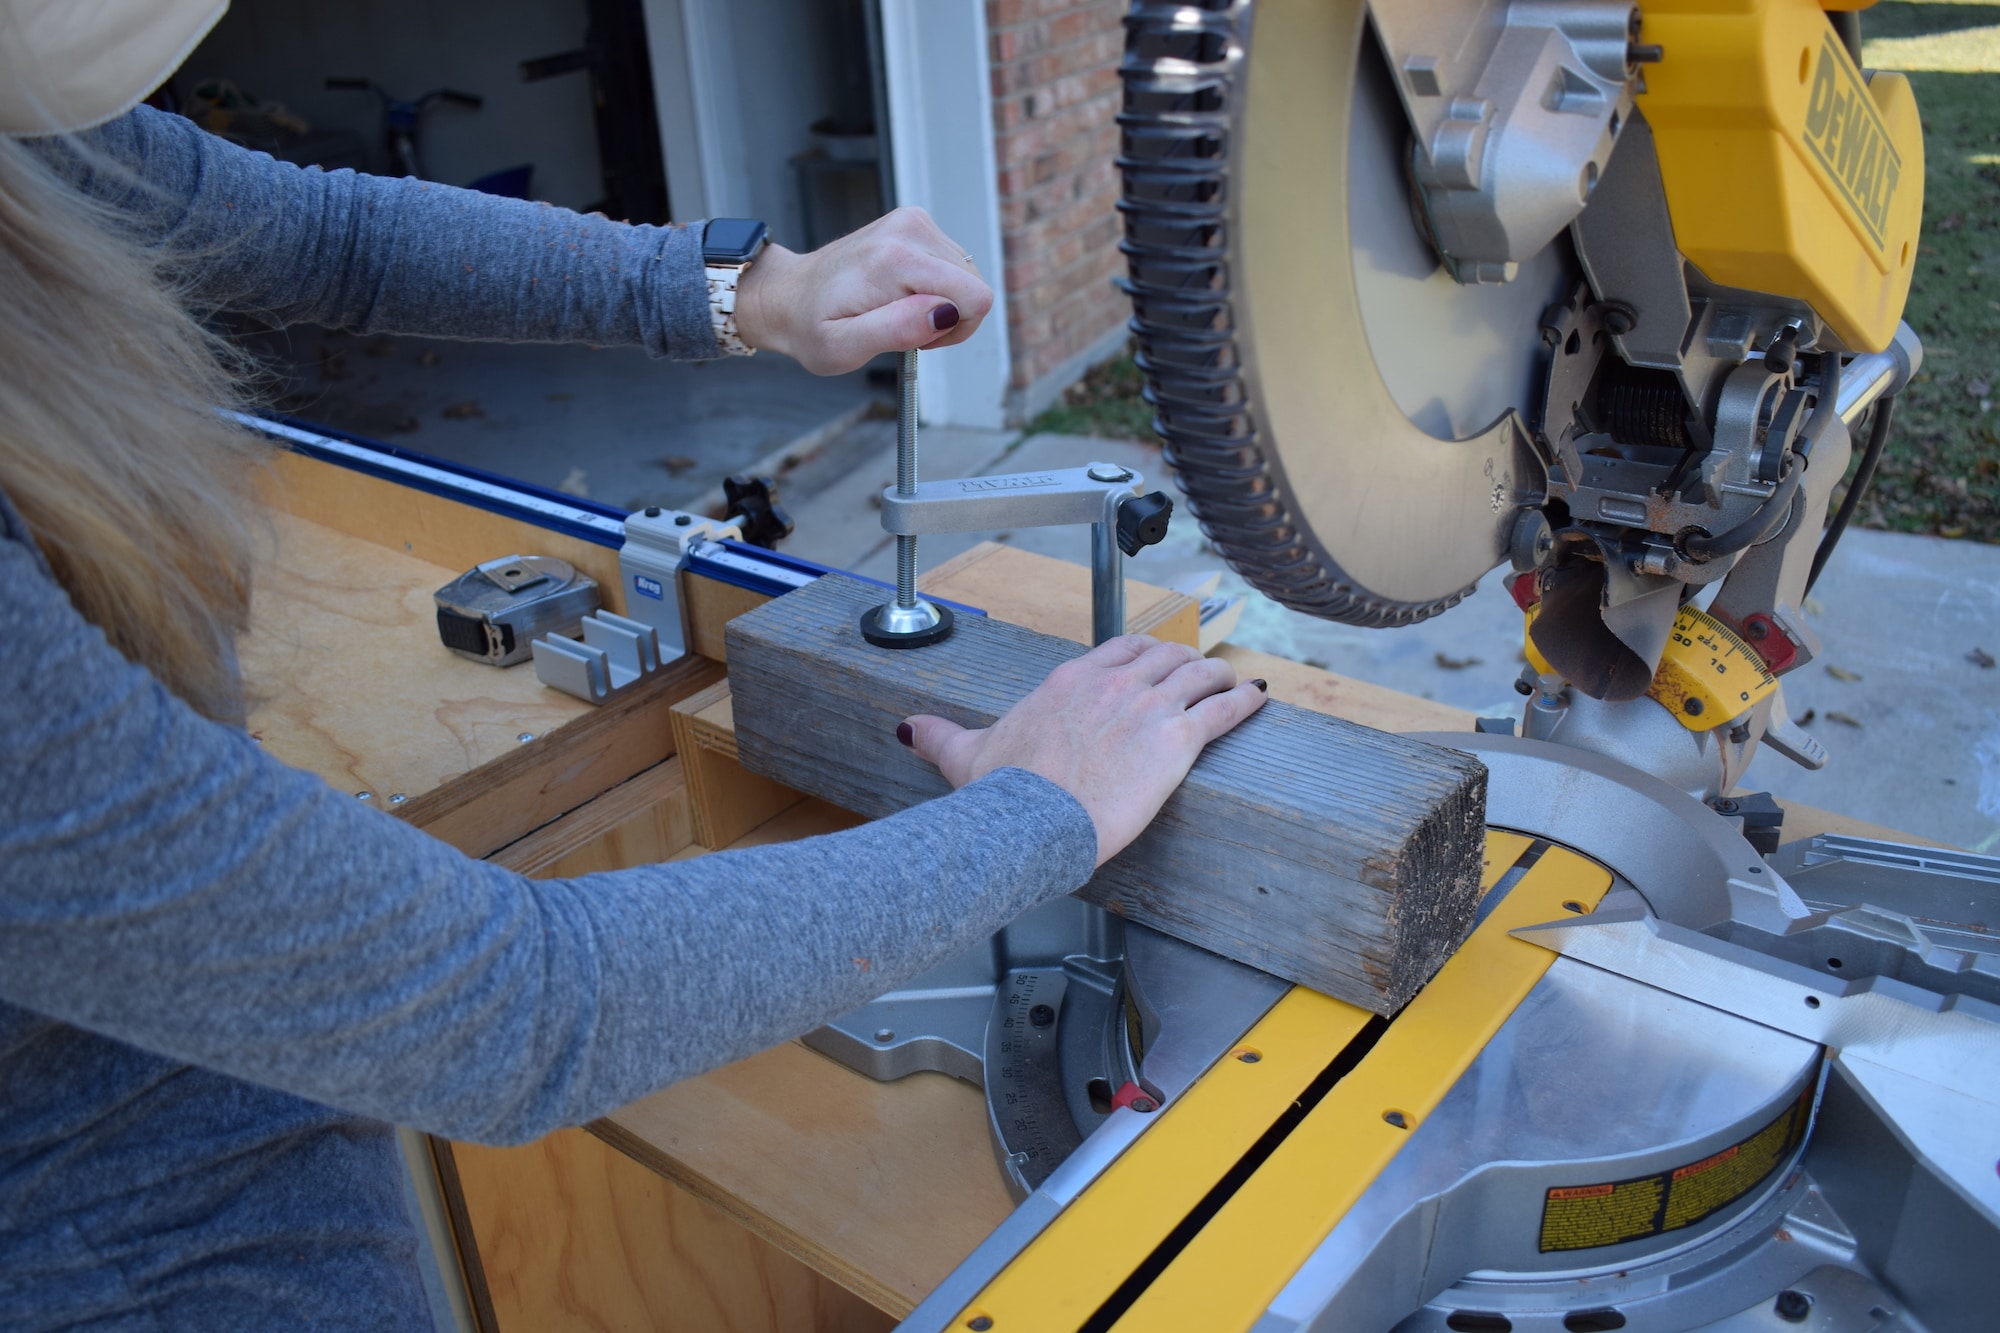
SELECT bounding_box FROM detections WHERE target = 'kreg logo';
[634,575,665,600]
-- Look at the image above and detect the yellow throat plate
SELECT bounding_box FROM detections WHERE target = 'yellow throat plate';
[1638,0,1923,351]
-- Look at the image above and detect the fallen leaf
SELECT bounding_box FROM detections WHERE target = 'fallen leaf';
[1803,595,1826,616]
[1971,379,1993,398]
[1825,664,1863,682]
[1826,710,1863,728]
[556,467,589,498]
[1940,525,1968,538]
[1970,647,1996,668]
[417,348,442,368]
[388,416,421,435]
[1435,652,1484,670]
[442,399,485,420]
[659,455,698,475]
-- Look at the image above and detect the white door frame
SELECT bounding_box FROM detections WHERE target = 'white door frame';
[643,0,1011,429]
[876,0,1012,429]
[640,0,751,221]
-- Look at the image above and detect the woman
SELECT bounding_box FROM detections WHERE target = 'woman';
[0,2,1265,1326]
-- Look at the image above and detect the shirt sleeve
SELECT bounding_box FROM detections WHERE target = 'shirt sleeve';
[26,106,720,361]
[0,529,1099,1145]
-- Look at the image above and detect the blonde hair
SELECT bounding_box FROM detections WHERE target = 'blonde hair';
[0,134,264,724]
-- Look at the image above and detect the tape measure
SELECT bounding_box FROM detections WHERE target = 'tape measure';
[434,555,600,666]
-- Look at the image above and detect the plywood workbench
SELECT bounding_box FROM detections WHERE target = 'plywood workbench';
[247,448,1926,1333]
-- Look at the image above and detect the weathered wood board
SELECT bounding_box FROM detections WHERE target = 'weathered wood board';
[725,574,1489,1014]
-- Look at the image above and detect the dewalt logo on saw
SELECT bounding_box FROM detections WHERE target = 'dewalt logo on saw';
[1802,34,1901,250]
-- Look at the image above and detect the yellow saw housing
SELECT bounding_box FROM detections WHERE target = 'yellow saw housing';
[1639,0,1923,352]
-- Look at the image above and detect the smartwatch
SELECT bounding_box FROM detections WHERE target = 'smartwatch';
[702,218,769,357]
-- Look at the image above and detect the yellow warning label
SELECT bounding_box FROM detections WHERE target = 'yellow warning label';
[1539,1176,1666,1252]
[1538,1089,1812,1253]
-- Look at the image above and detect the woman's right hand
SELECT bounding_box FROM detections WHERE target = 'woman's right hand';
[898,636,1268,866]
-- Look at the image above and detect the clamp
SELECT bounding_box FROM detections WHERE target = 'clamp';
[861,350,1174,649]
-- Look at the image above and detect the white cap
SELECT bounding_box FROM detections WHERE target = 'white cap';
[0,0,228,136]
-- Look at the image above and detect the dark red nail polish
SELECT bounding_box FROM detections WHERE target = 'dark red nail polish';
[1251,678,1268,693]
[896,722,915,747]
[930,303,960,332]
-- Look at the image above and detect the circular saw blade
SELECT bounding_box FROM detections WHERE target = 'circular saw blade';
[1121,0,1571,625]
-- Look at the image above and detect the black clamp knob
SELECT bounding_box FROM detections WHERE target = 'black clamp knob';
[1115,492,1173,556]
[722,474,794,549]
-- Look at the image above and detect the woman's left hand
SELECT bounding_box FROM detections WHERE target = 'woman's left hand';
[733,207,993,375]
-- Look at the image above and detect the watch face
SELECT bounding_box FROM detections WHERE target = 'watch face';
[703,217,768,264]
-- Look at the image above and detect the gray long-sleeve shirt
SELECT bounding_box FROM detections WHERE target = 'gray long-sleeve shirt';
[1,109,1098,1330]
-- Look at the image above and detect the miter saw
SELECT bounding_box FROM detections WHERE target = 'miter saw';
[808,0,2000,1329]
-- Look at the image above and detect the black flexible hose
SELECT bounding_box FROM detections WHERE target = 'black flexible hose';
[1685,459,1804,560]
[1806,393,1896,595]
[1683,353,1842,561]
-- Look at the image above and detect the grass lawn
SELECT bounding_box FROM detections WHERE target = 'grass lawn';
[1862,0,2000,542]
[1036,0,1999,542]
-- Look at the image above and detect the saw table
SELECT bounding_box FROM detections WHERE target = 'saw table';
[244,434,1974,1333]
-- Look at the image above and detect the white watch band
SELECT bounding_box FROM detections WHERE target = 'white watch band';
[705,262,756,357]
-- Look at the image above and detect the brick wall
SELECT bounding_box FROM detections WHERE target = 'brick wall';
[988,0,1131,421]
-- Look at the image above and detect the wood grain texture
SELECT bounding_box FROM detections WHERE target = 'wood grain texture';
[918,541,1201,647]
[1212,645,1477,734]
[449,1126,894,1333]
[242,511,594,808]
[725,574,1490,1014]
[257,448,628,612]
[391,651,723,859]
[596,1043,1013,1320]
[684,575,773,663]
[487,759,695,876]
[672,681,805,849]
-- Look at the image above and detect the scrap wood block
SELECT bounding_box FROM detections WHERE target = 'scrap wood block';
[670,680,805,850]
[725,575,1489,1014]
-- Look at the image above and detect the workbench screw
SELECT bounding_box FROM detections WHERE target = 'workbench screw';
[1237,1050,1261,1063]
[1745,619,1769,639]
[1129,1096,1159,1113]
[1729,723,1752,744]
[966,1317,994,1331]
[1383,1110,1409,1129]
[1087,462,1134,483]
[1562,900,1588,914]
[1773,1289,1812,1322]
[517,732,536,744]
[389,793,407,806]
[644,507,661,517]
[355,790,374,801]
[1682,697,1704,716]
[1030,1004,1055,1028]
[874,1028,895,1043]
